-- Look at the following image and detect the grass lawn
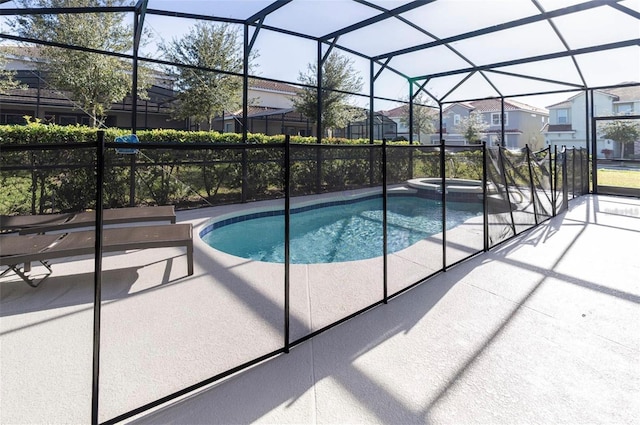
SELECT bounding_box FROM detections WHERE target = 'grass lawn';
[597,168,640,189]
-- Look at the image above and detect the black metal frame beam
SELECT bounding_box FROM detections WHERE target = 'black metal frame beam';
[246,0,292,23]
[484,69,584,89]
[372,0,622,60]
[320,0,435,41]
[609,1,640,19]
[412,39,639,81]
[440,72,475,103]
[531,0,587,87]
[0,33,244,79]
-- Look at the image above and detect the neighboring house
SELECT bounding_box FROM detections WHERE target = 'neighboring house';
[0,69,185,129]
[380,104,437,142]
[215,80,315,136]
[221,80,399,139]
[1,47,186,129]
[437,99,549,149]
[543,84,640,158]
[2,52,387,138]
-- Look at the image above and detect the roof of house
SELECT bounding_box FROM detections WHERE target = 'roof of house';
[249,80,300,95]
[602,84,640,102]
[381,104,438,118]
[442,98,547,115]
[546,82,640,108]
[380,105,407,117]
[546,100,573,109]
[226,106,299,118]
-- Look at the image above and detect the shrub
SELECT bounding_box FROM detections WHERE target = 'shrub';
[0,122,422,213]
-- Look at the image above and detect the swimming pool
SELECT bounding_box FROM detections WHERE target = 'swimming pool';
[200,195,482,264]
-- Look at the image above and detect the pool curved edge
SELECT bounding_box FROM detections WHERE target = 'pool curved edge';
[198,188,384,241]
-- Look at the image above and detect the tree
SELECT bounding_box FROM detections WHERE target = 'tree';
[455,112,489,144]
[600,119,640,159]
[161,22,248,131]
[0,49,26,94]
[293,51,364,137]
[398,92,436,143]
[12,0,151,127]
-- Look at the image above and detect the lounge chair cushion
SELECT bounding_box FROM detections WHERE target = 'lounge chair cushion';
[0,206,176,235]
[0,223,193,287]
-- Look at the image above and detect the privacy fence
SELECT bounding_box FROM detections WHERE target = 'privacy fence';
[0,132,589,424]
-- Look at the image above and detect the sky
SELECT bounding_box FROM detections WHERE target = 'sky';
[1,0,639,110]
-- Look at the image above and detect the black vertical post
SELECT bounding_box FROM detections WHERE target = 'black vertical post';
[316,40,323,143]
[439,103,443,144]
[562,147,569,211]
[552,145,557,216]
[132,10,139,133]
[500,97,506,147]
[91,131,105,425]
[482,142,489,251]
[571,148,575,199]
[525,144,539,224]
[590,90,597,193]
[369,60,375,186]
[584,89,590,193]
[382,139,388,303]
[408,82,414,179]
[242,24,250,202]
[440,139,447,271]
[284,135,290,352]
[242,24,249,143]
[315,40,323,193]
[128,8,141,207]
[408,82,414,145]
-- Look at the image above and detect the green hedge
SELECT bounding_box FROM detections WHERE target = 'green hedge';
[2,122,482,215]
[0,120,388,145]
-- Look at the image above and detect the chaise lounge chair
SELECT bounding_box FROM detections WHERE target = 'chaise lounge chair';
[0,223,193,287]
[0,205,176,235]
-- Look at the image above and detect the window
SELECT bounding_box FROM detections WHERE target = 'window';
[1,113,27,125]
[557,109,569,124]
[491,112,508,126]
[453,114,460,125]
[59,115,77,126]
[616,103,633,115]
[224,122,234,133]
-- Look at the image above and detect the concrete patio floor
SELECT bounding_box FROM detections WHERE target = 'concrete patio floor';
[1,194,638,424]
[126,194,640,424]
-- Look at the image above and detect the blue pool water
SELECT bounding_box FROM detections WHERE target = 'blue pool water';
[201,196,481,264]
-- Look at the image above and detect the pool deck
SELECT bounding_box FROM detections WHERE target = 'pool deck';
[1,194,639,424]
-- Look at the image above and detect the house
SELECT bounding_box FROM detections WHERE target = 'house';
[543,84,640,158]
[0,47,186,129]
[226,80,400,140]
[214,80,316,136]
[437,99,549,149]
[380,104,437,142]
